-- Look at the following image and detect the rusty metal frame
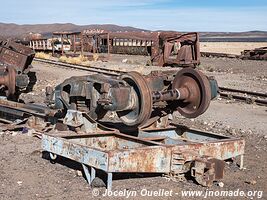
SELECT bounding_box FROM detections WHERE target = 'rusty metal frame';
[151,32,200,67]
[42,114,245,190]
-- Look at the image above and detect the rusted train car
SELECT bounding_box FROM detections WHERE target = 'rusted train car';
[29,30,200,67]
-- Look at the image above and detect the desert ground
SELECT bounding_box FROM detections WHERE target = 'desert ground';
[0,44,267,199]
[200,42,267,55]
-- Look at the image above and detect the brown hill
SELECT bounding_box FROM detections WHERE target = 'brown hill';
[0,22,147,39]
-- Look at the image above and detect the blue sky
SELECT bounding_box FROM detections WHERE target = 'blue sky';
[1,0,267,32]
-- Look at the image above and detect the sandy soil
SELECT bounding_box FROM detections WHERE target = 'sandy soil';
[0,56,267,199]
[200,42,267,55]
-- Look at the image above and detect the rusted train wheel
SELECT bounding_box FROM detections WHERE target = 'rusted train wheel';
[117,71,153,127]
[172,68,211,118]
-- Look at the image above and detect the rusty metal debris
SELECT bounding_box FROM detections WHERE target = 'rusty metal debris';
[201,47,267,61]
[0,40,36,98]
[240,47,267,60]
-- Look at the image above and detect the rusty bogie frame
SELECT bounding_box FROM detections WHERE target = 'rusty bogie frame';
[47,68,217,128]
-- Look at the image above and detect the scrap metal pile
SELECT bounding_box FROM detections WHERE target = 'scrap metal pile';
[0,40,36,99]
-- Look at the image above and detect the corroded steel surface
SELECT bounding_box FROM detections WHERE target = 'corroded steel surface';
[151,32,200,67]
[41,125,245,189]
[172,68,212,118]
[47,68,216,128]
[0,40,35,97]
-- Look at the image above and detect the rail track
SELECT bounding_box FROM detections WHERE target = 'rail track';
[34,58,267,107]
[219,87,267,106]
[34,58,123,76]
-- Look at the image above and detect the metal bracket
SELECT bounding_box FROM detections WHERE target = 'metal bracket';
[191,157,225,187]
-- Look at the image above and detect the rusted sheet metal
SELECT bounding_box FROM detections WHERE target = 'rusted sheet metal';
[0,40,35,70]
[42,132,171,172]
[0,67,16,95]
[80,30,200,64]
[0,46,29,71]
[110,46,150,55]
[172,139,245,161]
[151,32,200,67]
[108,146,171,173]
[81,31,156,55]
[42,134,110,171]
[108,32,157,41]
[42,135,171,173]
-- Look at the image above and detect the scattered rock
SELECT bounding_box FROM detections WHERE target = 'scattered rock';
[17,181,23,186]
[11,131,18,136]
[218,182,224,187]
[91,177,106,188]
[245,180,257,185]
[226,126,236,135]
[76,170,83,177]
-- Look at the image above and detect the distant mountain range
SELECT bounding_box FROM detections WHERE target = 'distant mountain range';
[0,22,146,38]
[1,22,267,42]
